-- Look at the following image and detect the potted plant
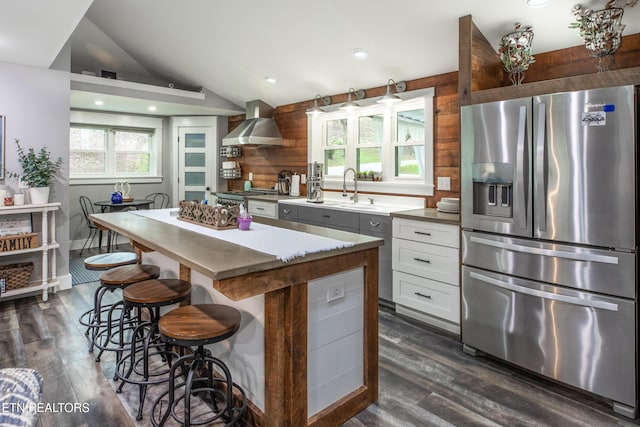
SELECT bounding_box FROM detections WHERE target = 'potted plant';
[7,139,63,204]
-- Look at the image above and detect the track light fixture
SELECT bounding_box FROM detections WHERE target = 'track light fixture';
[377,79,407,106]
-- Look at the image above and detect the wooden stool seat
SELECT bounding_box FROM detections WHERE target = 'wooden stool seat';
[115,279,193,421]
[158,304,241,347]
[124,279,191,307]
[89,264,160,361]
[151,303,247,426]
[84,252,138,271]
[100,264,160,286]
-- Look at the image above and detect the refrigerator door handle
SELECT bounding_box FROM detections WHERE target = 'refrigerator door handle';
[516,105,527,228]
[469,271,619,312]
[469,235,620,264]
[535,102,547,231]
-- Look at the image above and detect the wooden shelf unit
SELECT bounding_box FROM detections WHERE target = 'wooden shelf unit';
[0,202,60,301]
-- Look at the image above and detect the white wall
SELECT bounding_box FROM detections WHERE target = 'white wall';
[0,61,71,281]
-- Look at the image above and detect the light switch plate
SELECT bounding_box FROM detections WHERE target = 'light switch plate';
[437,176,451,191]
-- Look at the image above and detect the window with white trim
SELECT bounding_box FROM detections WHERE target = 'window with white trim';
[69,111,163,184]
[309,88,434,196]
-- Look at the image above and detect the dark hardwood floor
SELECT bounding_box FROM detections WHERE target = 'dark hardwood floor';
[1,249,639,426]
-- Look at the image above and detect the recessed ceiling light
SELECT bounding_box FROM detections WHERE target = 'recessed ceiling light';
[94,100,104,106]
[351,48,368,59]
[148,106,157,111]
[265,76,277,84]
[526,0,551,7]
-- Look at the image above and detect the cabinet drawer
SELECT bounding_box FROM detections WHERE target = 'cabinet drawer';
[392,238,459,285]
[248,200,277,219]
[393,271,460,324]
[278,203,298,220]
[359,214,392,235]
[393,218,459,248]
[298,206,359,231]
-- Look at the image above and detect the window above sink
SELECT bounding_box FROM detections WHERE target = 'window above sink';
[308,87,435,196]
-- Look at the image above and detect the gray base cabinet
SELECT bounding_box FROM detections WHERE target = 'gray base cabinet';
[279,203,393,305]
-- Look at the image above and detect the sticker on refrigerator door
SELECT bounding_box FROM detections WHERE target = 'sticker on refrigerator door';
[581,111,606,126]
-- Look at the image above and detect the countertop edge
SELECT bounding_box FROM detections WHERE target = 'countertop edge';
[390,208,460,225]
[90,212,383,281]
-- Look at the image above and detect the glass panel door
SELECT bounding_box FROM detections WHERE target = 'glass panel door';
[178,127,212,202]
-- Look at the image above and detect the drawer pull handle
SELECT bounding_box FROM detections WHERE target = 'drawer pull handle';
[415,292,432,299]
[283,209,291,214]
[322,214,331,218]
[415,231,431,236]
[413,257,431,264]
[369,220,380,227]
[257,207,265,211]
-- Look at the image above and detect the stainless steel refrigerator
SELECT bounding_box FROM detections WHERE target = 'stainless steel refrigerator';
[461,85,638,418]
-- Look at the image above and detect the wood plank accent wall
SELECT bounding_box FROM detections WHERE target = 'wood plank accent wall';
[459,13,640,104]
[228,22,640,208]
[227,72,460,208]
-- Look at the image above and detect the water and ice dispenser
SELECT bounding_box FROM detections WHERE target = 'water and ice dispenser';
[472,162,513,218]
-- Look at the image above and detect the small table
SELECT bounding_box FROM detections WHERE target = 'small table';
[93,199,153,250]
[94,199,153,213]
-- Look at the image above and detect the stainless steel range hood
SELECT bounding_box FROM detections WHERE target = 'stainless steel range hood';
[222,99,283,146]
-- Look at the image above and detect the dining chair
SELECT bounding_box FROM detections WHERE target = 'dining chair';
[145,192,170,209]
[79,196,115,253]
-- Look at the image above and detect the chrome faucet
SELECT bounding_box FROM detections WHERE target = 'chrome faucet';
[343,168,358,203]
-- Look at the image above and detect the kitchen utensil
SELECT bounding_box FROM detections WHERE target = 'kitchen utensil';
[278,170,292,195]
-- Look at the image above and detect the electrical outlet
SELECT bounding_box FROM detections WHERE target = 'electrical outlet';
[437,176,451,191]
[327,283,345,302]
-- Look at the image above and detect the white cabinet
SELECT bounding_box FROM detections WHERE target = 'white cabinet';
[0,203,60,301]
[247,199,277,219]
[392,218,460,334]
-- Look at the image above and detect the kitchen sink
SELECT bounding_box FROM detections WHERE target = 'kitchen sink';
[280,194,424,215]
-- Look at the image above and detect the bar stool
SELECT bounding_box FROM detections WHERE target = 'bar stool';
[115,278,192,421]
[150,304,247,427]
[89,264,160,362]
[78,252,139,337]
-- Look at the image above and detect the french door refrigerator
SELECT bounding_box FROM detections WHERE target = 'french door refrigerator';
[461,85,638,418]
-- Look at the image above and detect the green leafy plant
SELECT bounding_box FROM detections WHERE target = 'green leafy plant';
[7,139,63,187]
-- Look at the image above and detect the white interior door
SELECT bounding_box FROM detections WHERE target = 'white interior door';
[178,127,213,202]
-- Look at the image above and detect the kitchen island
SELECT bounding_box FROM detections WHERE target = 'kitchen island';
[90,210,382,427]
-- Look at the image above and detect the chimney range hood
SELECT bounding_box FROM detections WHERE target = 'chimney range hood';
[222,99,283,146]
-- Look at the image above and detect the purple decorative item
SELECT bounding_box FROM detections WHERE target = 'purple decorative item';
[238,216,252,231]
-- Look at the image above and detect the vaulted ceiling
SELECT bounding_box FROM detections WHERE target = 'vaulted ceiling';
[2,0,639,115]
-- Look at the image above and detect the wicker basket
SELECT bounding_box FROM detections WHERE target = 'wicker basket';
[0,262,34,291]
